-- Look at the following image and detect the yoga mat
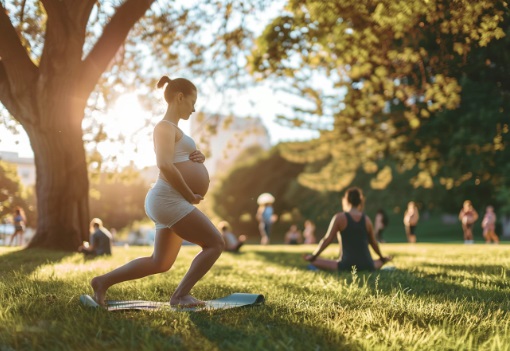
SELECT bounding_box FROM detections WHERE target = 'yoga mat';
[80,293,265,312]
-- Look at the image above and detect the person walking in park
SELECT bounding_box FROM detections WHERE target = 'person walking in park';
[459,200,478,244]
[78,218,113,257]
[256,193,277,245]
[481,205,499,244]
[9,207,26,246]
[90,76,224,307]
[403,201,419,243]
[303,187,392,272]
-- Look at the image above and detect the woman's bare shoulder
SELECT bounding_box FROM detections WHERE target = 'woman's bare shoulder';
[331,212,349,231]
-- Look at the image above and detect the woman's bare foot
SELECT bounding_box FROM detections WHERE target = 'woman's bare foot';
[91,276,108,306]
[170,294,205,308]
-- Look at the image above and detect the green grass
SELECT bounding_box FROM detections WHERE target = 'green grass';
[1,243,510,351]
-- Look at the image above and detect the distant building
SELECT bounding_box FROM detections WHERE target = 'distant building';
[0,151,36,186]
[190,113,271,179]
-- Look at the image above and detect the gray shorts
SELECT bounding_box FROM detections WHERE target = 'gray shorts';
[145,178,195,230]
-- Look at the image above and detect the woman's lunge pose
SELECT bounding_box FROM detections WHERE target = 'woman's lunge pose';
[90,76,224,307]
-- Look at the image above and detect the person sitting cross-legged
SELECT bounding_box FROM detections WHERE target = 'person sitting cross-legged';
[303,187,392,272]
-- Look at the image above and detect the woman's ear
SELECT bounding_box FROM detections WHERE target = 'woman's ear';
[176,92,184,102]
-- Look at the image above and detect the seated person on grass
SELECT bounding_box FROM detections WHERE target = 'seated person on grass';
[78,218,113,257]
[303,187,392,272]
[218,221,246,252]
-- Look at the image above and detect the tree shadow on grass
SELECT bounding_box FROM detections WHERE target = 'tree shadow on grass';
[419,262,510,276]
[250,249,510,308]
[188,304,364,351]
[0,248,71,276]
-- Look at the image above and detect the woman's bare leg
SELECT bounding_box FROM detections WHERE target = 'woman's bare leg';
[259,222,269,245]
[309,258,339,271]
[405,227,412,243]
[91,227,182,305]
[374,256,393,270]
[169,209,224,306]
[466,228,473,241]
[9,231,20,246]
[489,231,499,243]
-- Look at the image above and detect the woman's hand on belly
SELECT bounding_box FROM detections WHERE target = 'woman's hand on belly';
[189,150,205,163]
[175,161,210,197]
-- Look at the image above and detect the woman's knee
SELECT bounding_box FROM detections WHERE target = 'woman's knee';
[151,257,174,273]
[210,234,225,252]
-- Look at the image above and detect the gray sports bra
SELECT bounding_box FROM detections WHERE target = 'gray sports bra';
[158,120,197,163]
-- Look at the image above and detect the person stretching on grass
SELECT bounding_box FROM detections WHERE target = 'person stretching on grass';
[90,76,224,308]
[303,187,392,272]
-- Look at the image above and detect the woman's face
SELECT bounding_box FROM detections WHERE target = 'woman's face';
[179,90,197,120]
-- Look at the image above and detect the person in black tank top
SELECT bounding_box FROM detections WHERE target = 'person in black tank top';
[303,187,392,272]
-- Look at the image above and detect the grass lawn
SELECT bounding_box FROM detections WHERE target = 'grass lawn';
[1,243,509,351]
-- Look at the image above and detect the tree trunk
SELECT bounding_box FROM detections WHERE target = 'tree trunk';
[26,117,89,251]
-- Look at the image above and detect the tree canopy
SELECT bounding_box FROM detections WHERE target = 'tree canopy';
[250,0,510,198]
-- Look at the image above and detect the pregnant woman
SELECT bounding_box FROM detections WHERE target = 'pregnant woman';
[90,76,224,307]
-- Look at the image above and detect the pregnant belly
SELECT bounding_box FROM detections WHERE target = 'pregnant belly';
[175,161,210,196]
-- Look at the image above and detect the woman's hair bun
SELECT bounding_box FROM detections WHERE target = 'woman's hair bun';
[157,76,172,89]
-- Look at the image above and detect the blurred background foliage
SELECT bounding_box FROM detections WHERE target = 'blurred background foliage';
[250,0,509,201]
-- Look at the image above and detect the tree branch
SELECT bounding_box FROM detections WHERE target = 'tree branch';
[66,0,97,31]
[81,0,155,96]
[0,3,38,123]
[0,60,20,118]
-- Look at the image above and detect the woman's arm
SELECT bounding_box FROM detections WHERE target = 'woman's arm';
[366,216,384,259]
[256,207,263,222]
[305,213,342,261]
[154,123,200,204]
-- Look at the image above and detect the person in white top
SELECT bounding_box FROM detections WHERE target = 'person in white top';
[90,76,224,308]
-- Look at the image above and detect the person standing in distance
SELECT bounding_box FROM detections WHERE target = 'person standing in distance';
[9,207,26,246]
[459,200,478,244]
[256,193,277,245]
[374,209,388,243]
[481,205,499,244]
[403,201,419,243]
[90,76,224,307]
